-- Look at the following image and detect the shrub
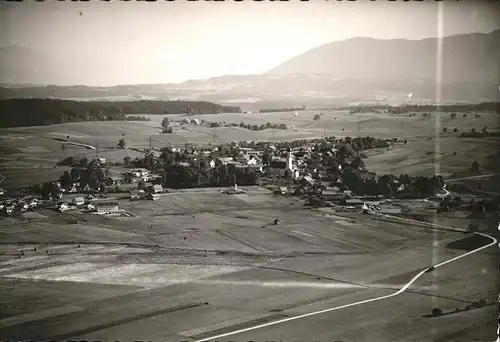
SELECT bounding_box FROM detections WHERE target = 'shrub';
[432,308,442,317]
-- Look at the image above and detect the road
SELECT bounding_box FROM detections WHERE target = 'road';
[192,213,497,342]
[446,173,500,182]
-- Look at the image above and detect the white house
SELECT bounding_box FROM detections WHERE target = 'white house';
[72,197,85,206]
[209,160,216,168]
[217,157,233,165]
[58,203,70,212]
[152,184,163,194]
[95,202,119,214]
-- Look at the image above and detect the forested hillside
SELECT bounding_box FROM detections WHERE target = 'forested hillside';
[0,99,241,128]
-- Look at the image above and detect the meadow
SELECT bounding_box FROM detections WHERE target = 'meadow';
[0,109,497,187]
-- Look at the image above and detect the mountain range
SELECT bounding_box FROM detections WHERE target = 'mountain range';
[2,29,499,107]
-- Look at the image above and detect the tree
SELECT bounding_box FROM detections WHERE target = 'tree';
[118,138,126,149]
[453,128,458,133]
[313,114,321,121]
[471,161,479,173]
[161,117,169,128]
[60,170,73,188]
[463,113,467,118]
[442,127,448,133]
[123,156,131,165]
[350,155,365,170]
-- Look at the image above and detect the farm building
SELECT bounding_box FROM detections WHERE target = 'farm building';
[72,197,85,206]
[95,202,119,214]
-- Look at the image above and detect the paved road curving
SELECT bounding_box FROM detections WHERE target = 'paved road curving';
[192,213,497,342]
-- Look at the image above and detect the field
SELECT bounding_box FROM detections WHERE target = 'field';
[0,188,497,341]
[0,109,498,188]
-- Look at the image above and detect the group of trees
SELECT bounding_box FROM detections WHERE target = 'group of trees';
[387,102,499,114]
[202,120,288,131]
[126,115,150,121]
[161,117,174,133]
[0,99,241,128]
[259,107,305,113]
[159,148,260,188]
[343,171,444,198]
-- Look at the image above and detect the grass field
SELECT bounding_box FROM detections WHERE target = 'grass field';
[0,109,498,187]
[0,188,496,341]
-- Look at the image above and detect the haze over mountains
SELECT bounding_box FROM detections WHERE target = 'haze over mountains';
[2,29,499,107]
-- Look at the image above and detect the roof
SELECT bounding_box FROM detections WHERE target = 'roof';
[345,199,364,204]
[323,190,340,196]
[270,161,287,169]
[95,201,119,207]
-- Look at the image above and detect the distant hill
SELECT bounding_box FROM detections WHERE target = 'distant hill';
[0,45,60,86]
[2,30,499,107]
[267,30,500,84]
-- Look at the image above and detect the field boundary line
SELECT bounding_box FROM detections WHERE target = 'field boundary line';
[191,215,496,342]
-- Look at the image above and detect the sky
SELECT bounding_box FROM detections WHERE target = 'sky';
[1,0,499,86]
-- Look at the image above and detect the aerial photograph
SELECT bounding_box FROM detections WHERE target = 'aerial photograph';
[0,0,499,341]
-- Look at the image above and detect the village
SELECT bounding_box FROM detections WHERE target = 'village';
[0,133,465,221]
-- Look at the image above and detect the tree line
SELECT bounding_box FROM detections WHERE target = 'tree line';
[0,99,241,128]
[344,102,499,114]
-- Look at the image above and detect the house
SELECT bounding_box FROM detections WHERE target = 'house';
[192,118,200,125]
[97,157,107,165]
[151,184,163,194]
[58,202,70,212]
[238,154,259,165]
[4,206,14,216]
[270,160,287,177]
[146,193,160,201]
[72,197,85,206]
[209,160,216,168]
[302,176,315,187]
[322,188,341,200]
[130,189,145,200]
[343,190,353,197]
[0,188,4,195]
[95,202,119,214]
[28,198,38,208]
[106,177,123,186]
[343,199,365,208]
[217,157,234,165]
[279,187,288,195]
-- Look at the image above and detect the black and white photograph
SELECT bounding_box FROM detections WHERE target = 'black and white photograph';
[0,0,499,341]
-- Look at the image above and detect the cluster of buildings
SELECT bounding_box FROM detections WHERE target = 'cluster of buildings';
[0,197,38,216]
